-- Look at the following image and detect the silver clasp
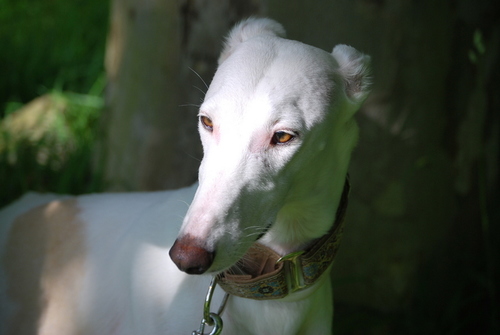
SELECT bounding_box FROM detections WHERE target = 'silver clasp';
[276,250,306,293]
[192,277,229,335]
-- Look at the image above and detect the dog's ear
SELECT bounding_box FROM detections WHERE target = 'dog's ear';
[218,18,286,65]
[332,45,371,104]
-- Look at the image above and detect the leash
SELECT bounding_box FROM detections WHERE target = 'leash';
[192,277,229,335]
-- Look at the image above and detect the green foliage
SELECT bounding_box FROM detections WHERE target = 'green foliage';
[0,0,108,206]
[468,29,486,64]
[0,76,105,207]
[0,0,109,113]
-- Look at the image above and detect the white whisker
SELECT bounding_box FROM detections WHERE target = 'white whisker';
[189,67,209,90]
[192,85,208,97]
[176,200,191,209]
[179,103,201,108]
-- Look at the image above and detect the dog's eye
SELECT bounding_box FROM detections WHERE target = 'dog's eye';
[200,116,213,131]
[271,131,295,145]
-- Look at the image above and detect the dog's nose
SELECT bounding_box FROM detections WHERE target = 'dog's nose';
[169,236,214,274]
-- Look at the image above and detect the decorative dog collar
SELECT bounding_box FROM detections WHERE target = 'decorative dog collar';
[217,179,350,300]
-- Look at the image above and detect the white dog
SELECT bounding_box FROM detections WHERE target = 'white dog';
[0,18,370,334]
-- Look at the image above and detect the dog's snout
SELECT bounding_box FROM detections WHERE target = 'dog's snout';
[169,236,214,275]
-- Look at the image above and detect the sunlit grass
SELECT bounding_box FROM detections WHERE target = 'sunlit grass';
[0,75,105,207]
[0,0,108,206]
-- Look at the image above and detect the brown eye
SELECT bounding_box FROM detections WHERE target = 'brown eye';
[271,131,295,145]
[200,116,213,131]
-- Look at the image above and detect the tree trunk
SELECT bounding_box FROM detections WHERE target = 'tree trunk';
[102,0,264,191]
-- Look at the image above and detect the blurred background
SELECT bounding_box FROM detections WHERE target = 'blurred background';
[0,0,498,333]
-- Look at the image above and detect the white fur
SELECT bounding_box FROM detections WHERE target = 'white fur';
[0,18,370,334]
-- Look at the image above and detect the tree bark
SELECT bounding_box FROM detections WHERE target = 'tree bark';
[102,0,264,191]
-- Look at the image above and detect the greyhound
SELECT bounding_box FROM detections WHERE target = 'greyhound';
[0,18,370,334]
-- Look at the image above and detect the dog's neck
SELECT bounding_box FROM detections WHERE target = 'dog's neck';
[258,104,359,256]
[260,177,347,255]
[218,178,349,300]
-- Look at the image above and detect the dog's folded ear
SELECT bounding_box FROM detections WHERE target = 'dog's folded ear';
[332,45,371,104]
[219,18,286,65]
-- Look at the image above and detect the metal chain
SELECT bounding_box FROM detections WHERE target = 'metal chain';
[192,277,229,335]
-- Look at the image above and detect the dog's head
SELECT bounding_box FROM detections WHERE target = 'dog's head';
[170,18,370,274]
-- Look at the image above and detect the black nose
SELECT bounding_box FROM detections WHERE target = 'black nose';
[169,235,215,274]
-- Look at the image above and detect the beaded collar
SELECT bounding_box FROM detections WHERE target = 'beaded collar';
[217,179,349,300]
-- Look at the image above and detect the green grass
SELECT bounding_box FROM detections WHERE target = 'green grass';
[0,0,109,112]
[0,0,109,206]
[0,76,105,207]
